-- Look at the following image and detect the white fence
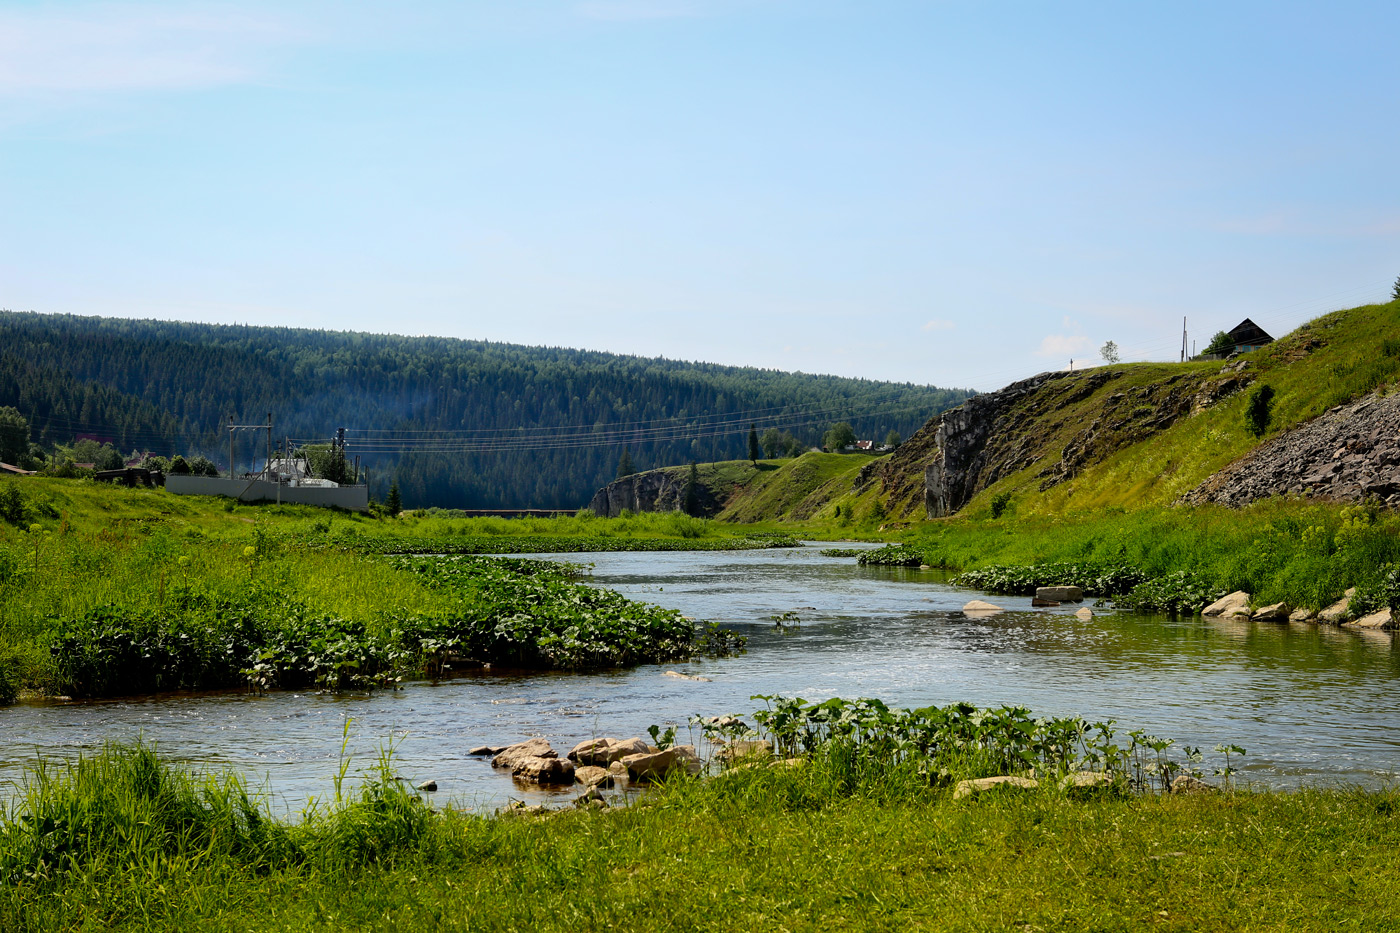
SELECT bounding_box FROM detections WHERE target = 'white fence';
[165,475,369,511]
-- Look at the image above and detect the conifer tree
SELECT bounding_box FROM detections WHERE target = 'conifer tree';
[683,461,699,516]
[386,480,402,515]
[747,424,759,463]
[616,448,634,478]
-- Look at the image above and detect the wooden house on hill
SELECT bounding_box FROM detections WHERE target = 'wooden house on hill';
[1227,318,1274,355]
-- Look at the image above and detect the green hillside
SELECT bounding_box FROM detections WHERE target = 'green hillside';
[0,311,970,508]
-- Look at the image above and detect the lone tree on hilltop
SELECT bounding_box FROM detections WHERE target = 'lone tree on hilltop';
[1204,331,1233,356]
[760,427,783,459]
[616,447,634,479]
[1100,341,1121,364]
[824,421,856,452]
[683,461,699,516]
[747,424,759,464]
[1392,275,1400,302]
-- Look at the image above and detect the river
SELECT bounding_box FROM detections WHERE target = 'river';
[2,544,1396,810]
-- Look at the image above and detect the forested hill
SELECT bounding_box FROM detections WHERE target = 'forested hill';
[0,311,971,508]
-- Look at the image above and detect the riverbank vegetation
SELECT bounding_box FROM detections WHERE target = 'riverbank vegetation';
[0,478,782,699]
[2,703,1397,931]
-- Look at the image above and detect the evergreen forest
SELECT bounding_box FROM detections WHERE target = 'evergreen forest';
[0,311,970,508]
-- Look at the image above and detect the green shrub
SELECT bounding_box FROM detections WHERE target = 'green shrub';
[1244,384,1276,437]
[989,491,1012,519]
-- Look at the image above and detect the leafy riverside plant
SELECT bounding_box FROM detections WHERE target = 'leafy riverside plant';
[43,554,696,698]
[740,695,1231,795]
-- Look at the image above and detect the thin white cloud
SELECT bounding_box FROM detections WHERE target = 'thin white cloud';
[0,3,298,95]
[1035,334,1092,358]
[921,319,956,332]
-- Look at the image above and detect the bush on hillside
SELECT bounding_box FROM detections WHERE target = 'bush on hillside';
[1244,384,1275,437]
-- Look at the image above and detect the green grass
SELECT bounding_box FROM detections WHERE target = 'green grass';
[2,738,1397,932]
[898,497,1400,612]
[0,478,786,698]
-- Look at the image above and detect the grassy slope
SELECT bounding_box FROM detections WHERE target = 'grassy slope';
[964,301,1400,518]
[715,452,880,522]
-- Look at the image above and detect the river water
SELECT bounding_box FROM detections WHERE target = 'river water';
[2,544,1397,811]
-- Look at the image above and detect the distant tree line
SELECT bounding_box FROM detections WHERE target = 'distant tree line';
[0,312,972,508]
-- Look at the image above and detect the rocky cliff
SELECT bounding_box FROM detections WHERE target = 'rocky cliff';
[587,467,725,518]
[855,363,1250,518]
[1181,390,1400,509]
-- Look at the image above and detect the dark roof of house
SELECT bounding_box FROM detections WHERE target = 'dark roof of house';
[1228,318,1274,346]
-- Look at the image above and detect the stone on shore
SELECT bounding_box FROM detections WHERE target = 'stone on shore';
[1035,585,1083,602]
[963,600,1003,614]
[574,765,614,787]
[622,744,704,782]
[514,755,576,785]
[1170,775,1215,795]
[952,775,1039,800]
[568,736,651,766]
[1060,772,1115,791]
[716,739,773,764]
[1251,602,1291,622]
[492,738,557,770]
[1319,587,1357,624]
[1345,608,1395,630]
[607,760,629,775]
[1075,607,1094,621]
[1202,591,1251,618]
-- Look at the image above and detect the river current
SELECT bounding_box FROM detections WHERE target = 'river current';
[2,544,1397,810]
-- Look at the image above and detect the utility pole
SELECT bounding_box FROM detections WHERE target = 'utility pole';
[1181,317,1188,363]
[228,415,235,478]
[265,413,272,481]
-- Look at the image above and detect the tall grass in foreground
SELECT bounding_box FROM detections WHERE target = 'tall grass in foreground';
[3,732,1399,932]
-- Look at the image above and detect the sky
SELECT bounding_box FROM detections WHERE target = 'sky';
[2,0,1398,392]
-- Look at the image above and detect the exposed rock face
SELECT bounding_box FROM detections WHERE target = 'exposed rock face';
[913,366,1240,518]
[1181,390,1400,509]
[587,469,687,517]
[925,372,1073,517]
[586,466,729,517]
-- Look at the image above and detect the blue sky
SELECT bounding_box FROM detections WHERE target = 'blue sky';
[2,0,1397,390]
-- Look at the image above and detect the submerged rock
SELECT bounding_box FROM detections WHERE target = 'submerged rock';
[1036,585,1083,602]
[1075,607,1094,621]
[663,670,713,682]
[575,765,614,787]
[416,780,438,792]
[963,600,1003,614]
[514,756,576,785]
